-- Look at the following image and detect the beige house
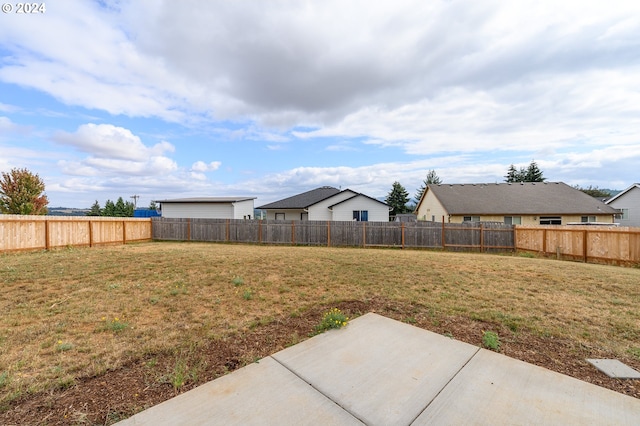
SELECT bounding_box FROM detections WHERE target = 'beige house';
[415,182,618,225]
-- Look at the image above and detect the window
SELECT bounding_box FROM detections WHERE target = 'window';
[352,210,369,221]
[300,213,308,221]
[539,216,561,225]
[275,213,285,220]
[621,209,629,220]
[581,216,596,223]
[463,216,480,222]
[504,216,522,225]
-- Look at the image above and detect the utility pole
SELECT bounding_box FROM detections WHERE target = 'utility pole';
[130,194,139,209]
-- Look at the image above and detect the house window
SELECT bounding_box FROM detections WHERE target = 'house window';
[504,216,522,225]
[621,209,629,220]
[301,212,308,221]
[353,210,369,221]
[275,213,285,220]
[581,216,596,223]
[539,216,561,225]
[463,216,480,222]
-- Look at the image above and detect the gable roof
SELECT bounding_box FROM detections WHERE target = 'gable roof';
[420,182,618,215]
[256,186,341,209]
[156,197,255,203]
[605,183,640,204]
[328,192,389,209]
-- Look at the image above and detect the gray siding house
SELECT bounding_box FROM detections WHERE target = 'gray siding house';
[606,183,640,227]
[257,186,390,222]
[156,197,256,219]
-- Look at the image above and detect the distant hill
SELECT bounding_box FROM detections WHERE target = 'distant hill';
[47,207,90,216]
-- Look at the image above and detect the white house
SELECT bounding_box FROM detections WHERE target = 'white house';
[155,197,256,219]
[606,183,640,227]
[257,186,390,222]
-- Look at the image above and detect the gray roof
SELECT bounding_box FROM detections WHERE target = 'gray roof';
[257,187,341,209]
[424,182,619,215]
[156,197,256,203]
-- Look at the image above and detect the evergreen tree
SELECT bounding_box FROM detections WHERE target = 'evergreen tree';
[504,161,545,182]
[102,199,116,216]
[385,181,410,217]
[415,169,442,203]
[524,160,545,182]
[149,200,158,210]
[87,200,101,216]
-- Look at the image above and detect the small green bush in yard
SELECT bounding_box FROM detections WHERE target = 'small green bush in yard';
[482,331,501,351]
[231,276,244,286]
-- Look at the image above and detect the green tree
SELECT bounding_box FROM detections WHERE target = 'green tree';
[573,185,611,198]
[0,167,49,215]
[87,200,102,216]
[504,161,545,183]
[415,169,442,203]
[149,200,158,210]
[102,199,116,216]
[504,164,524,183]
[385,181,410,217]
[524,160,545,182]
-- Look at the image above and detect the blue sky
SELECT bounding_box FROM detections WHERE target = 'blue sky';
[1,1,639,208]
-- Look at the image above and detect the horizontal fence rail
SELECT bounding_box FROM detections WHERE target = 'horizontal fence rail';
[515,225,640,266]
[152,218,515,252]
[0,215,152,252]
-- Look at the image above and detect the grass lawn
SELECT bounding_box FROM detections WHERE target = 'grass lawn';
[1,241,640,412]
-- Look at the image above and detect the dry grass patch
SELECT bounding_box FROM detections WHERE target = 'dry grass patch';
[1,242,639,409]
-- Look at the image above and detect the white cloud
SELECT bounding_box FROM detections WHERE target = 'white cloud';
[53,124,177,177]
[54,124,174,161]
[191,161,222,172]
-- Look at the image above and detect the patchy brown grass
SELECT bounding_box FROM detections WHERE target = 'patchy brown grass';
[1,242,639,421]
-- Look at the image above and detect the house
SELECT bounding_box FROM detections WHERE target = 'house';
[155,197,256,219]
[605,183,640,227]
[257,186,390,222]
[414,182,618,225]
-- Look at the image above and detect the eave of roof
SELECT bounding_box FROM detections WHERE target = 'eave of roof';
[156,197,256,203]
[256,186,341,209]
[605,183,640,204]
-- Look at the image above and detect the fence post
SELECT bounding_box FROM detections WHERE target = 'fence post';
[583,229,588,262]
[362,222,366,247]
[542,228,547,254]
[89,220,93,247]
[123,220,127,244]
[291,221,295,245]
[401,222,405,249]
[226,219,229,241]
[259,221,262,243]
[480,223,484,252]
[45,219,50,250]
[187,218,191,241]
[327,221,331,247]
[441,216,446,250]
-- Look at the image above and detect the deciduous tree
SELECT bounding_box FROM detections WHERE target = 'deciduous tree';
[0,168,49,215]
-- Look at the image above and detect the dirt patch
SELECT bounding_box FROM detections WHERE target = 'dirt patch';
[2,298,639,425]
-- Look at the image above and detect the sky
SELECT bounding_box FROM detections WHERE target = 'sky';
[1,1,639,209]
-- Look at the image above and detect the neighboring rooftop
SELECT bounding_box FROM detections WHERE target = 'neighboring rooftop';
[423,182,619,215]
[155,197,256,203]
[257,186,341,209]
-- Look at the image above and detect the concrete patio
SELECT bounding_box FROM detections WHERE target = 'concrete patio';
[117,313,640,425]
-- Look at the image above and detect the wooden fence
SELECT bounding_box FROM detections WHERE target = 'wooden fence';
[0,215,152,252]
[515,225,640,266]
[152,218,514,252]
